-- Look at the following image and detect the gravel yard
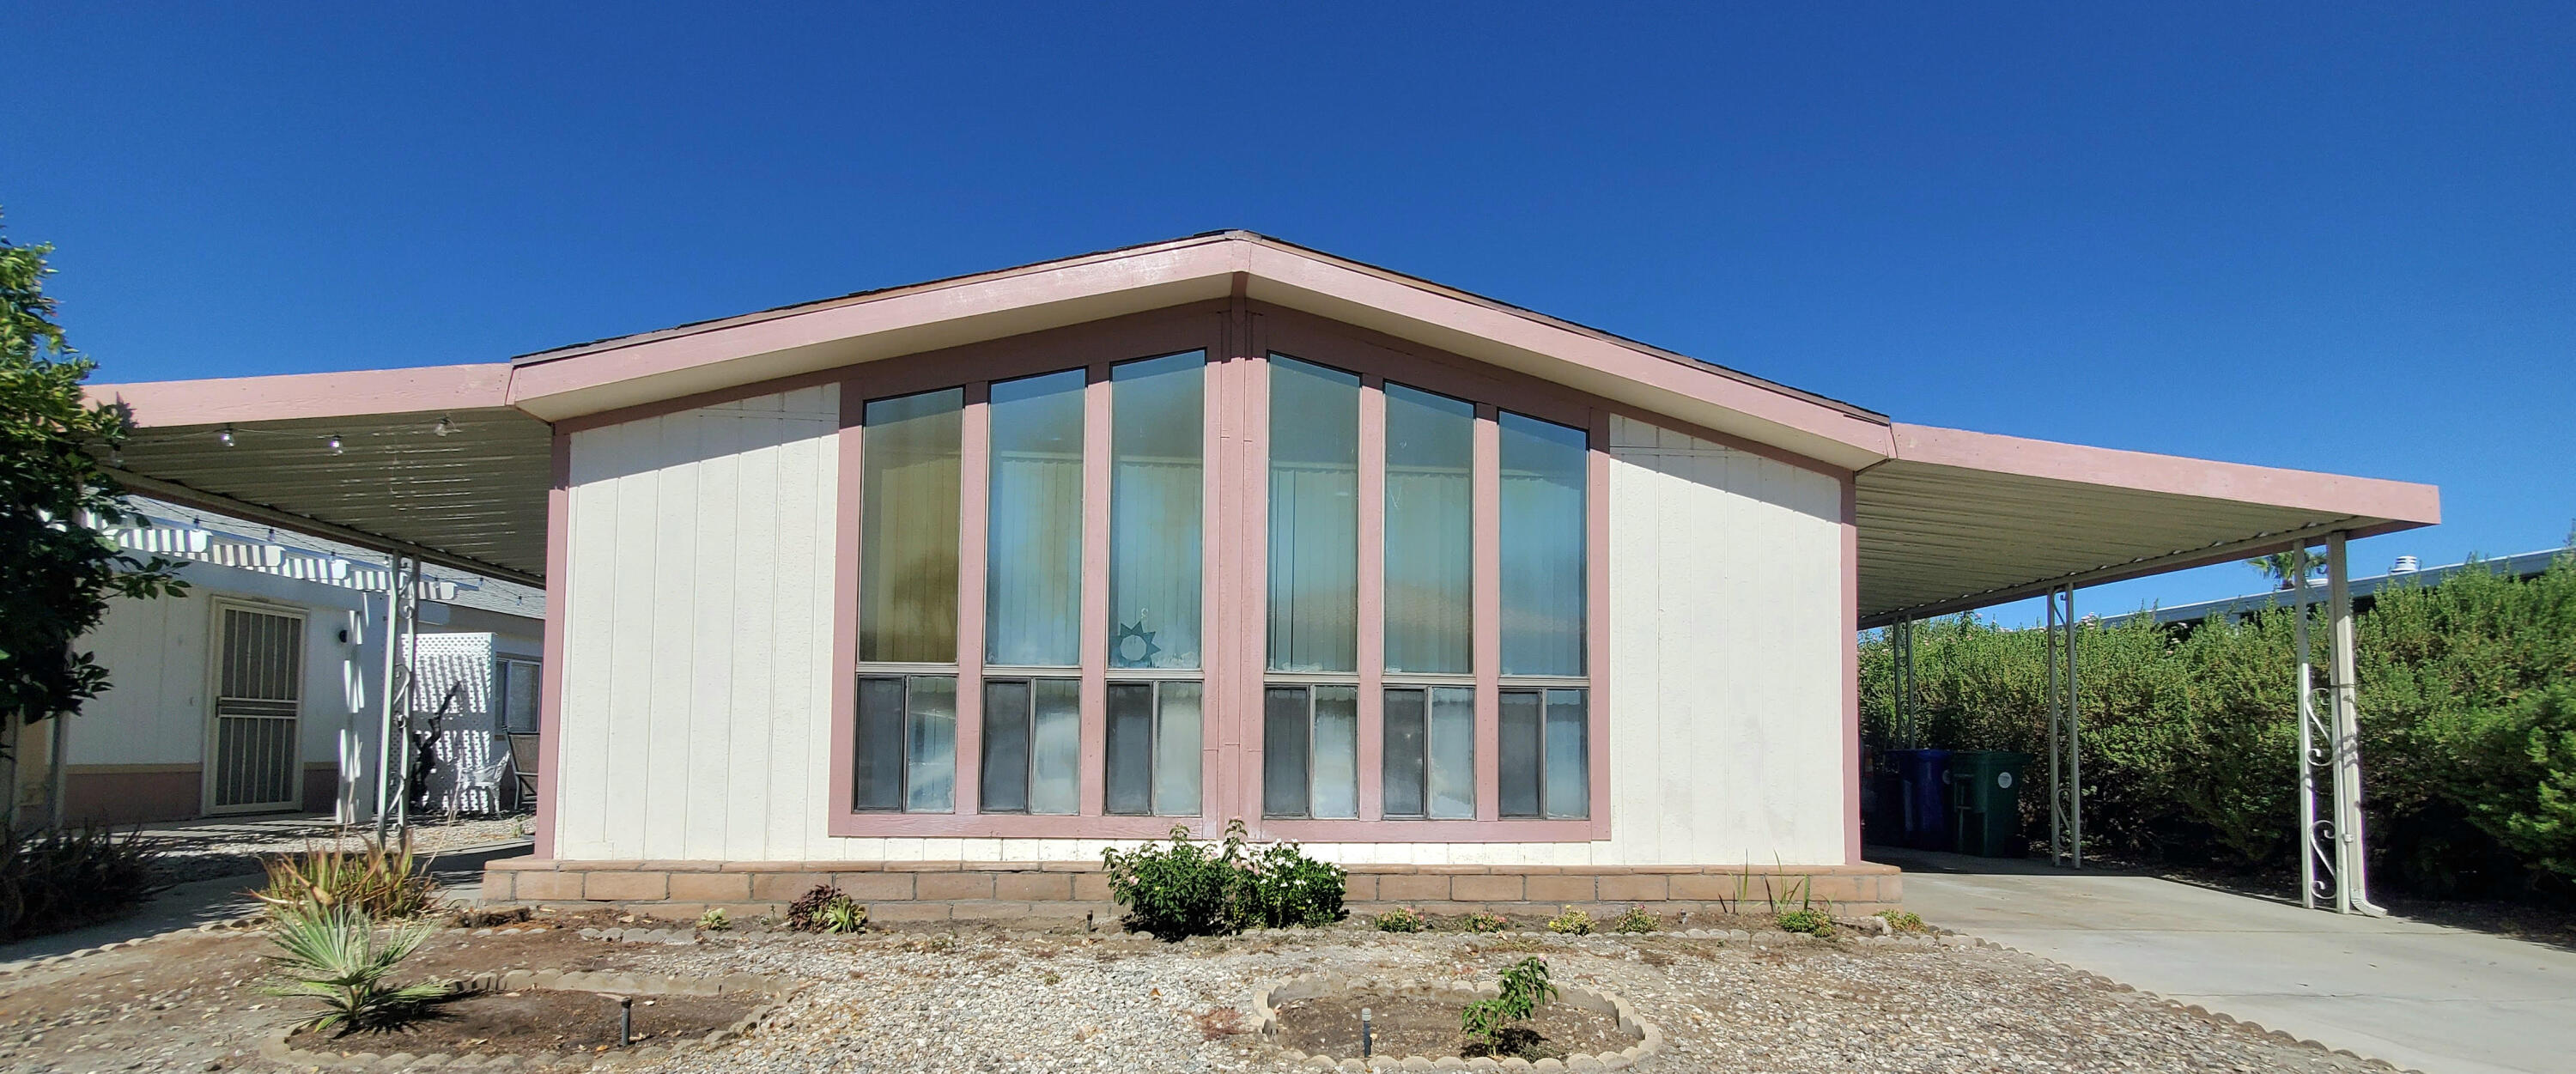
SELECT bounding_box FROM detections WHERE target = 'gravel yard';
[0,911,2389,1073]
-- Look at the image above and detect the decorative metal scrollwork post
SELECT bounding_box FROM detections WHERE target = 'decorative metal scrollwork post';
[2293,534,2388,916]
[2046,585,2082,869]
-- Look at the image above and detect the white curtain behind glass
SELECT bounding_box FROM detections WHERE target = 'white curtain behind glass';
[860,390,963,664]
[1267,355,1358,673]
[1383,385,1473,674]
[987,370,1084,666]
[1109,354,1204,670]
[1499,412,1587,677]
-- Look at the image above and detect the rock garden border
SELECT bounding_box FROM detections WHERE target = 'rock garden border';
[256,969,802,1070]
[1253,971,1660,1071]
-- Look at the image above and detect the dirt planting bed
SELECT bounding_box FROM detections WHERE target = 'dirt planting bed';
[1273,992,1631,1062]
[283,989,766,1059]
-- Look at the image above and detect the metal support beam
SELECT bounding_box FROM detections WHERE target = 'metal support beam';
[104,466,544,587]
[2295,533,2387,915]
[2046,585,2083,869]
[372,554,418,845]
[1892,618,1917,748]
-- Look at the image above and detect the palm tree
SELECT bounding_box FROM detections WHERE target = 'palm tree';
[2246,551,2320,591]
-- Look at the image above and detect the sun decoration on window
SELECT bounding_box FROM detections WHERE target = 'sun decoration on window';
[1112,619,1162,668]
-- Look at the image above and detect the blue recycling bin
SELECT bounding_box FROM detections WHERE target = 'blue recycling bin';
[1884,749,1955,851]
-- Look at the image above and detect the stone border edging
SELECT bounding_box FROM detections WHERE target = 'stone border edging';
[256,968,800,1070]
[1251,971,1658,1071]
[1945,931,2422,1074]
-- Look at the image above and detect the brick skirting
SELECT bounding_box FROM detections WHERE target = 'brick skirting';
[480,858,1902,922]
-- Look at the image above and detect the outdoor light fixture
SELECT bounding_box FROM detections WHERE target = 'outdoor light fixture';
[1360,1007,1374,1058]
[217,425,235,446]
[433,415,458,437]
[326,434,344,456]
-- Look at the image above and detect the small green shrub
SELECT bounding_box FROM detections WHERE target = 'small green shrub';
[786,883,865,933]
[1101,822,1346,940]
[696,907,731,931]
[1374,906,1426,932]
[1460,910,1509,934]
[1874,909,1927,932]
[1236,837,1346,929]
[256,838,441,921]
[1777,907,1834,937]
[1544,906,1594,935]
[259,903,453,1035]
[0,824,165,941]
[818,898,866,934]
[1102,824,1244,940]
[1608,905,1658,933]
[1461,956,1558,1058]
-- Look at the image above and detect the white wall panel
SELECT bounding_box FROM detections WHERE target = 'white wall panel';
[556,386,841,860]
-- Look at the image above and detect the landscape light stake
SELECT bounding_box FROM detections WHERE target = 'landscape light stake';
[1360,1007,1373,1058]
[618,995,633,1047]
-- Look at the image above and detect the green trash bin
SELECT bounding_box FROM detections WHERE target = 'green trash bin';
[1948,750,2035,857]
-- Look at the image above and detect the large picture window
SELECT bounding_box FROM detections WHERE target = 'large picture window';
[1267,355,1359,674]
[859,389,963,664]
[1383,385,1472,675]
[987,370,1084,667]
[1109,353,1205,670]
[1500,412,1587,677]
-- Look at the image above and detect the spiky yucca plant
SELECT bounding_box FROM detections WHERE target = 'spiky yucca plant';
[260,902,453,1035]
[256,837,441,920]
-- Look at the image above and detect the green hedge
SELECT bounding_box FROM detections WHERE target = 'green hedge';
[1862,553,2576,897]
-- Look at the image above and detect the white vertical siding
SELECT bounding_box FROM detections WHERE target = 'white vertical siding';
[555,386,841,861]
[1604,415,1846,865]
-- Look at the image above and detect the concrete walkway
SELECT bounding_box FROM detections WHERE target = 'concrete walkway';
[1877,848,2576,1074]
[0,840,526,967]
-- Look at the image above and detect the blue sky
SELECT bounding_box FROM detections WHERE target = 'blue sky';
[3,3,2568,620]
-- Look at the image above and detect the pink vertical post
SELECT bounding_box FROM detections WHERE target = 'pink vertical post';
[1585,408,1613,837]
[1236,310,1273,832]
[1471,404,1503,822]
[825,382,866,830]
[1079,366,1113,818]
[1356,375,1388,820]
[953,383,992,816]
[534,431,571,860]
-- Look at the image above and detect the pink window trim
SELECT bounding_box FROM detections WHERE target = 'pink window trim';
[813,302,1716,842]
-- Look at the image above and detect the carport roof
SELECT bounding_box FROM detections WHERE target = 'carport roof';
[85,230,2438,620]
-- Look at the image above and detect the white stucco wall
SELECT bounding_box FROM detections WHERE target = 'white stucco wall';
[550,395,1853,865]
[73,561,378,772]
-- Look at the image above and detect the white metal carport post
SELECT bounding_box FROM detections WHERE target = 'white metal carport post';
[2293,533,2386,916]
[2046,585,2082,869]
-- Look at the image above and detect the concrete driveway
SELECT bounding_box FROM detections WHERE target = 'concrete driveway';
[1877,848,2576,1074]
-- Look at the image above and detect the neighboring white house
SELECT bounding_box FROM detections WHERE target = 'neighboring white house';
[1,501,542,828]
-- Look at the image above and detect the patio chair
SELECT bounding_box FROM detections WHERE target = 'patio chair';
[507,732,541,814]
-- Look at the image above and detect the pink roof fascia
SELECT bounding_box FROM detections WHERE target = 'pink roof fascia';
[86,363,514,427]
[1888,423,2442,526]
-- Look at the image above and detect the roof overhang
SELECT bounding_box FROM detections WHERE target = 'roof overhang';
[84,230,2439,618]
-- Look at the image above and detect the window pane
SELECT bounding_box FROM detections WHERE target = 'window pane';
[1262,687,1311,817]
[1109,353,1204,670]
[1104,683,1155,815]
[1384,385,1473,674]
[1030,678,1081,816]
[1267,355,1358,673]
[1382,688,1427,818]
[1153,682,1203,816]
[854,677,906,810]
[904,676,957,812]
[1311,684,1359,819]
[1498,689,1542,818]
[860,389,963,663]
[979,680,1031,813]
[1428,686,1477,819]
[1543,689,1589,819]
[987,370,1085,666]
[1499,412,1587,676]
[501,660,541,733]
